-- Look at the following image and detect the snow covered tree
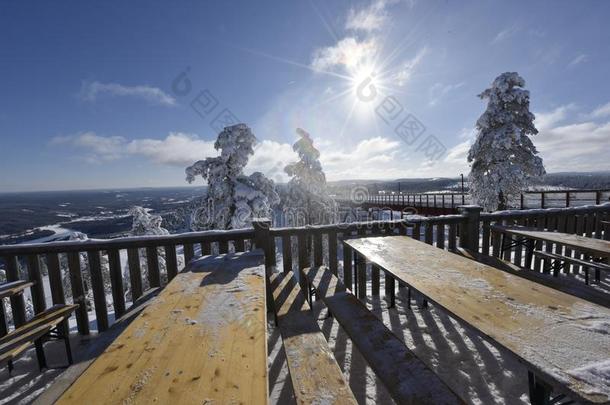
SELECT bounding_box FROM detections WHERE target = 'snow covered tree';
[185,124,280,229]
[283,128,337,225]
[127,206,174,294]
[59,232,112,312]
[468,72,545,211]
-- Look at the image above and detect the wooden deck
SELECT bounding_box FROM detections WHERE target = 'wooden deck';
[345,236,610,404]
[57,251,268,404]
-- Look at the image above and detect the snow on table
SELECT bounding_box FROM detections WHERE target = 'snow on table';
[345,235,610,404]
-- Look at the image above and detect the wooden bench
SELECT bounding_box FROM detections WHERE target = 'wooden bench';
[303,266,463,405]
[532,249,610,284]
[269,271,356,405]
[0,304,78,373]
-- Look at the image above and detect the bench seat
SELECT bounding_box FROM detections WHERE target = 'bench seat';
[269,271,356,405]
[304,266,463,405]
[0,304,77,370]
[533,249,610,283]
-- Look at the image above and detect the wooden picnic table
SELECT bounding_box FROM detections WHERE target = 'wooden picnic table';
[57,251,268,405]
[344,235,610,404]
[492,225,610,258]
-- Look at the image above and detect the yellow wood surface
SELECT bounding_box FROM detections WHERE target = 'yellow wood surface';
[345,236,610,404]
[270,271,356,405]
[493,225,610,257]
[58,251,268,405]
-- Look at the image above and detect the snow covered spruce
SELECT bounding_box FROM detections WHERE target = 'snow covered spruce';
[282,128,337,225]
[185,124,280,230]
[468,72,546,211]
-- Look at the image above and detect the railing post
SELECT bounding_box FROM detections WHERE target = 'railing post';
[458,205,483,252]
[252,218,274,276]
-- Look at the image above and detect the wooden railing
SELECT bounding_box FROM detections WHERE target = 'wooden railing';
[338,189,610,210]
[1,202,609,338]
[0,229,255,336]
[479,203,610,269]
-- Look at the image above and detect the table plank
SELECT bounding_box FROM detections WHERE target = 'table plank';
[58,251,268,405]
[492,225,610,257]
[345,236,610,404]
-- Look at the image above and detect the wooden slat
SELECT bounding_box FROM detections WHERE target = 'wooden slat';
[145,247,160,288]
[127,248,143,301]
[269,271,356,405]
[58,251,268,404]
[412,222,421,240]
[0,280,33,299]
[234,239,245,252]
[313,232,323,266]
[328,229,338,276]
[26,254,46,314]
[436,224,445,249]
[371,264,380,296]
[164,245,178,281]
[297,233,309,293]
[183,243,194,263]
[201,241,211,256]
[87,250,108,332]
[218,239,229,254]
[342,241,353,290]
[356,253,366,300]
[448,223,457,252]
[4,255,26,327]
[281,235,292,274]
[424,224,433,245]
[46,253,65,305]
[107,249,125,318]
[67,252,89,335]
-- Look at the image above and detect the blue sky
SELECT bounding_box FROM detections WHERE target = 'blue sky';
[1,0,609,191]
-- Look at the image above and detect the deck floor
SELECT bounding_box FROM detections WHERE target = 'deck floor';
[3,271,608,404]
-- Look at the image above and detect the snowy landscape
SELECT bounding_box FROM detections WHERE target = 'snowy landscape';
[1,1,610,404]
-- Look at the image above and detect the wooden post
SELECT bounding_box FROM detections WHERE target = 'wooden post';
[4,255,26,327]
[26,254,46,314]
[252,219,275,275]
[252,218,274,314]
[67,252,89,335]
[565,192,570,207]
[458,205,483,252]
[541,192,545,209]
[520,194,524,210]
[108,249,126,317]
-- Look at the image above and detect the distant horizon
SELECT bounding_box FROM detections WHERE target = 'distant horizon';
[2,169,609,194]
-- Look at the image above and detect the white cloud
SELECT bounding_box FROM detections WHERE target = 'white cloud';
[567,54,588,68]
[52,132,215,165]
[311,37,378,72]
[345,0,397,32]
[393,47,427,87]
[428,82,464,106]
[491,24,520,44]
[534,104,574,130]
[591,102,610,118]
[80,81,176,106]
[533,105,610,172]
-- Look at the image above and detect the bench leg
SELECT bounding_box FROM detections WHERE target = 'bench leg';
[34,339,47,371]
[55,322,74,366]
[528,371,552,405]
[384,273,395,309]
